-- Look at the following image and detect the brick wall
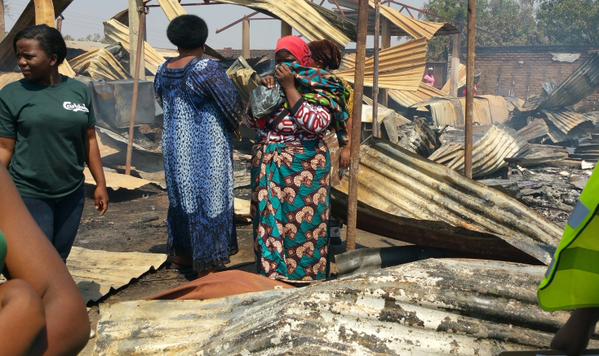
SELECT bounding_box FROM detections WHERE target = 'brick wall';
[472,46,599,111]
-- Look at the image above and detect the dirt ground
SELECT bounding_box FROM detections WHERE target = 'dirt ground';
[75,182,407,354]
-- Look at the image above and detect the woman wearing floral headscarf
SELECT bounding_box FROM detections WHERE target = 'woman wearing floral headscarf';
[250,36,349,282]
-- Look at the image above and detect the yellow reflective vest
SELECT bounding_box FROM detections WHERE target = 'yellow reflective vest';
[538,166,599,311]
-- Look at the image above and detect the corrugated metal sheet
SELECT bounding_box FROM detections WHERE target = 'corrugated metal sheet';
[388,83,445,110]
[104,19,166,75]
[0,72,23,89]
[517,118,550,143]
[542,110,594,143]
[94,258,582,354]
[334,141,560,264]
[522,53,599,112]
[441,62,466,94]
[428,126,528,178]
[331,1,457,38]
[213,0,351,46]
[336,37,427,90]
[413,95,512,127]
[70,48,130,81]
[0,0,75,75]
[372,1,456,40]
[67,247,167,303]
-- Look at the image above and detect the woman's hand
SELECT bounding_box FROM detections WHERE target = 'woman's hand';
[275,64,295,90]
[339,146,351,169]
[94,185,109,215]
[261,75,275,89]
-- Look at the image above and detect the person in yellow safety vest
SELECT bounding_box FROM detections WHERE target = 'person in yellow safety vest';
[538,165,599,354]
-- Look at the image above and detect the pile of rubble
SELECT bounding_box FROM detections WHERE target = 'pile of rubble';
[375,52,599,227]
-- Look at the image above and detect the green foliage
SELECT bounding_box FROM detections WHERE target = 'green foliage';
[536,0,599,46]
[423,0,540,59]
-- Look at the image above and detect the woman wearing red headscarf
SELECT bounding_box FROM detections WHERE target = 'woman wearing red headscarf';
[250,36,348,282]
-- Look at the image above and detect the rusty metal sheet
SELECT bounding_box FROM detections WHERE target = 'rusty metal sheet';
[336,38,427,90]
[429,126,528,178]
[213,0,351,47]
[104,19,166,75]
[441,62,466,94]
[94,258,587,354]
[413,95,511,127]
[334,141,561,264]
[70,48,130,81]
[371,1,456,40]
[388,83,444,110]
[522,53,599,112]
[517,118,550,143]
[67,247,167,303]
[541,110,594,143]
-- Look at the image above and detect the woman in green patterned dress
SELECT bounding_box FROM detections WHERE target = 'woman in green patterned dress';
[251,36,349,282]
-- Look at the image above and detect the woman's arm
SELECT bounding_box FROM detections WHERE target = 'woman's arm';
[0,166,90,355]
[0,137,14,168]
[86,127,108,215]
[0,279,46,355]
[276,64,302,109]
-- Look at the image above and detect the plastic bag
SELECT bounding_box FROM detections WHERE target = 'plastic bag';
[250,82,285,118]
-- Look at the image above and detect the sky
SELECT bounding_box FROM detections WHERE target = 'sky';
[5,0,427,50]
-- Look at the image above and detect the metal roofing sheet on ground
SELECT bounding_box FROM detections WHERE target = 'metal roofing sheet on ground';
[213,0,351,46]
[94,258,582,354]
[522,53,599,112]
[334,141,561,264]
[541,110,594,143]
[428,125,528,178]
[412,95,512,127]
[68,247,167,303]
[336,37,428,90]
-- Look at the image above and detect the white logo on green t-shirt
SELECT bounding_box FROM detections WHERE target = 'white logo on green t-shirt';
[63,101,89,113]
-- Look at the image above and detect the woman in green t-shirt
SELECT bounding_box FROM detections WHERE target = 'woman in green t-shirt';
[0,25,108,260]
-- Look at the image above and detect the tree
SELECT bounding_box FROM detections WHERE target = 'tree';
[536,0,599,46]
[423,0,540,59]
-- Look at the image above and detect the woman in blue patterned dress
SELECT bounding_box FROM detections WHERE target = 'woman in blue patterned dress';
[154,15,244,273]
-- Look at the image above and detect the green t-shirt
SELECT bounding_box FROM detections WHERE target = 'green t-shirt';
[0,77,96,199]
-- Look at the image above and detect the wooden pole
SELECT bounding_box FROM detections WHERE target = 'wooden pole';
[464,0,477,178]
[372,0,381,138]
[0,0,6,39]
[281,21,292,37]
[128,0,145,80]
[56,14,63,33]
[242,16,250,59]
[380,17,391,107]
[346,0,369,251]
[449,33,460,97]
[125,5,146,176]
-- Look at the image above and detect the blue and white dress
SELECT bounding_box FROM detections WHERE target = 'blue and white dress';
[154,57,243,271]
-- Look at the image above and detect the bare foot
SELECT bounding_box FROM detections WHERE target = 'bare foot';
[551,309,599,355]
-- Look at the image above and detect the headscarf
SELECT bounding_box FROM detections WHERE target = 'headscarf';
[275,36,313,67]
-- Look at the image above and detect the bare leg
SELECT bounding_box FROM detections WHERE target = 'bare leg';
[0,279,45,355]
[552,308,599,356]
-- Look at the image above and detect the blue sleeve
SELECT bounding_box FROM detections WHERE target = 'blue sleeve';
[0,90,16,139]
[189,60,245,130]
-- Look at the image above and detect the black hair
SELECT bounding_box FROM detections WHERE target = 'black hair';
[13,24,67,65]
[167,15,208,50]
